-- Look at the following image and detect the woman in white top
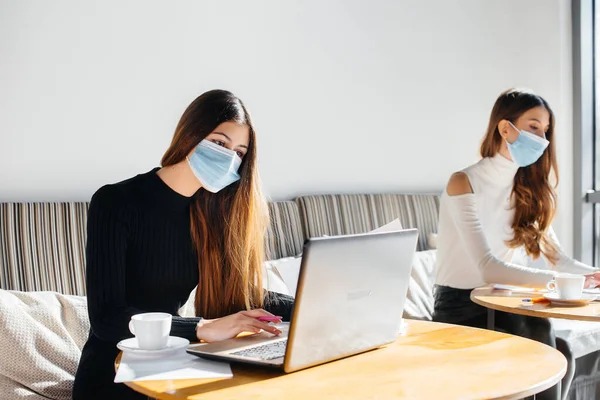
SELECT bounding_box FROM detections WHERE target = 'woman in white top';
[433,88,600,400]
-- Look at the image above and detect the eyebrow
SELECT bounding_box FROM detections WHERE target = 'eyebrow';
[211,132,248,149]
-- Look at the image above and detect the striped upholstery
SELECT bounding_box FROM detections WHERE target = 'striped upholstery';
[296,194,440,251]
[0,195,435,293]
[0,201,305,294]
[0,203,88,295]
[265,201,305,260]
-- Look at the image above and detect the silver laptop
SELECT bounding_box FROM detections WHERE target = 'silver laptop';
[187,229,418,373]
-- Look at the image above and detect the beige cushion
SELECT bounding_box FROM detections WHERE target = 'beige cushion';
[266,257,302,296]
[0,290,89,400]
[263,262,293,296]
[403,250,436,320]
[427,233,438,249]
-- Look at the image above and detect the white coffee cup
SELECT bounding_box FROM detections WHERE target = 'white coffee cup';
[546,273,585,300]
[129,312,172,350]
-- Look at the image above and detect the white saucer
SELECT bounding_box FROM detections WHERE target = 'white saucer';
[584,288,600,295]
[117,336,189,356]
[543,293,597,306]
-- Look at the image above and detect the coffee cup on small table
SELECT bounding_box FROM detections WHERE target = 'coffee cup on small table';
[129,312,172,350]
[546,273,585,300]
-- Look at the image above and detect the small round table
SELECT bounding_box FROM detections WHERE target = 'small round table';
[471,286,600,330]
[115,320,566,400]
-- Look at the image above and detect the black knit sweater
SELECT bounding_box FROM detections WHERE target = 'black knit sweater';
[73,168,293,399]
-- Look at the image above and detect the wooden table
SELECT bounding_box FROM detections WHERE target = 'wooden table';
[471,286,600,330]
[115,320,566,400]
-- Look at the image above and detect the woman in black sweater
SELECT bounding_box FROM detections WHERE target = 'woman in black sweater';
[73,90,294,399]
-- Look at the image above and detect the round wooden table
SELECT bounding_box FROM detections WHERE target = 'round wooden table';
[115,320,566,400]
[471,286,600,330]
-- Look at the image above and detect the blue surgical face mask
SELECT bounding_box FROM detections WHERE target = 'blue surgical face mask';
[505,121,549,167]
[186,139,242,193]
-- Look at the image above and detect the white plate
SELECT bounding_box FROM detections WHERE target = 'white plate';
[584,288,600,295]
[117,336,189,356]
[543,292,597,306]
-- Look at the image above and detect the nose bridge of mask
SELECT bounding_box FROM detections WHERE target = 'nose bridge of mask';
[201,140,241,173]
[200,140,243,169]
[508,121,548,145]
[520,129,549,146]
[186,140,243,193]
[201,139,241,159]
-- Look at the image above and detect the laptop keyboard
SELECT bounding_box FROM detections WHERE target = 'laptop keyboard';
[231,340,287,360]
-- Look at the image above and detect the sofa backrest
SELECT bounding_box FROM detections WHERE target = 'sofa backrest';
[0,201,305,294]
[0,203,88,295]
[265,201,305,260]
[296,194,440,251]
[1,194,438,294]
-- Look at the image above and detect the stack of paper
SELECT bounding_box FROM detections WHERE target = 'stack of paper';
[114,349,232,383]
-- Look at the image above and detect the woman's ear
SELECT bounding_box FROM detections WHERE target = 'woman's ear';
[497,120,510,140]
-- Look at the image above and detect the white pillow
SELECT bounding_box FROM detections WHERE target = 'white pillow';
[178,288,197,318]
[0,290,90,400]
[427,233,438,250]
[266,257,302,297]
[403,250,437,320]
[263,261,293,296]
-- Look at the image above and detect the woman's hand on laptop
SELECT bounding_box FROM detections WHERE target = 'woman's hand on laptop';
[585,271,600,288]
[195,309,282,343]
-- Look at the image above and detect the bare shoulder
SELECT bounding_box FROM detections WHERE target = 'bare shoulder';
[446,172,473,196]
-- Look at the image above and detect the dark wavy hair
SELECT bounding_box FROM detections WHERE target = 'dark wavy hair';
[480,88,559,263]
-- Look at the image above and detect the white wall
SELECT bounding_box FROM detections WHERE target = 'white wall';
[0,0,575,252]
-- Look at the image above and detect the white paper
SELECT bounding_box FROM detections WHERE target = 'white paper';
[271,257,302,296]
[369,218,403,234]
[492,283,537,293]
[398,318,407,336]
[114,348,232,383]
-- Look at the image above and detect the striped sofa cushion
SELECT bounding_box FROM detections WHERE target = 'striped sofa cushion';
[265,201,305,260]
[0,203,88,295]
[296,194,440,251]
[0,200,305,294]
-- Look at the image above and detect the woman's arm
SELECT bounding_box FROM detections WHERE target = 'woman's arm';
[445,173,556,288]
[547,227,598,274]
[264,291,294,321]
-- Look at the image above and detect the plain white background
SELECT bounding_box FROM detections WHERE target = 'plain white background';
[0,0,575,252]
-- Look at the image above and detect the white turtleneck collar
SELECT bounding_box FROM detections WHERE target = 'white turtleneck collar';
[485,153,519,186]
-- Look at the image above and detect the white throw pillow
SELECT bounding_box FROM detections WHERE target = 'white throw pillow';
[427,233,438,250]
[0,290,90,400]
[178,288,197,318]
[403,250,437,320]
[266,257,302,297]
[263,261,293,296]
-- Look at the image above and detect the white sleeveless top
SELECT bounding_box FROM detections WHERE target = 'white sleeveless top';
[435,154,595,289]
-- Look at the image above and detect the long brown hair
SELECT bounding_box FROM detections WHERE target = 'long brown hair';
[480,88,559,263]
[161,90,268,319]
